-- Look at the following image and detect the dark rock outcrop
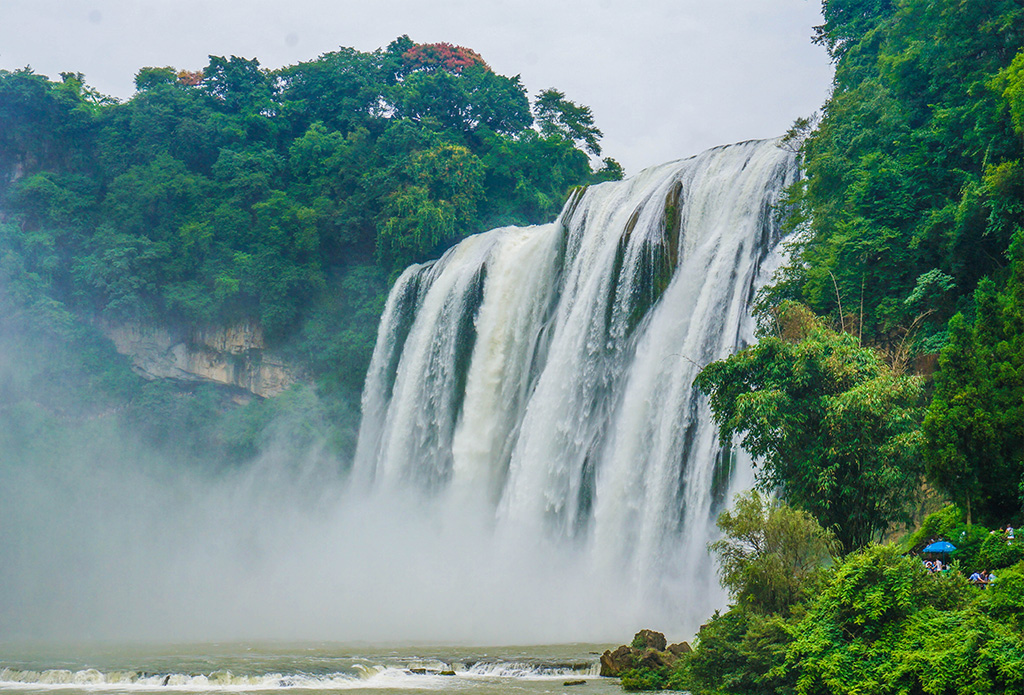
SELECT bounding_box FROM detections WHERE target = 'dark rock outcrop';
[599,630,691,677]
[667,641,693,657]
[600,645,634,676]
[633,628,667,651]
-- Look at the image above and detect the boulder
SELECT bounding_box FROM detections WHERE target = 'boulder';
[599,645,635,677]
[600,630,688,678]
[632,629,667,652]
[636,648,673,671]
[666,642,692,656]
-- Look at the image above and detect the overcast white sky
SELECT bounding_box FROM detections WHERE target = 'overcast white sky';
[0,0,833,174]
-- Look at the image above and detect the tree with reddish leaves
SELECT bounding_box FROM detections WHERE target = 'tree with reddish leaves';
[176,70,203,87]
[401,42,489,74]
[387,41,529,137]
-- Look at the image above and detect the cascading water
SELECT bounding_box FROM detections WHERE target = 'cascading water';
[354,138,797,637]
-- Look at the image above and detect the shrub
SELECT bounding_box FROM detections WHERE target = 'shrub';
[976,532,1024,571]
[620,667,667,692]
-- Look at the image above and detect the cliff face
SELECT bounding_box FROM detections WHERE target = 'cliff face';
[103,321,299,398]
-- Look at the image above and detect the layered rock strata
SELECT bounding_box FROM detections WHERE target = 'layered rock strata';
[103,321,298,398]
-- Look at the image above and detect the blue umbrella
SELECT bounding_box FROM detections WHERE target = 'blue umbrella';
[922,541,957,554]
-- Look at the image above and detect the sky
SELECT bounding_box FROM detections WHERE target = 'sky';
[0,0,834,176]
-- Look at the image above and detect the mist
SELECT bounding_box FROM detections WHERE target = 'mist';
[0,353,708,646]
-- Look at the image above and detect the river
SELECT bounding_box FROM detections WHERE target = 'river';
[0,643,622,695]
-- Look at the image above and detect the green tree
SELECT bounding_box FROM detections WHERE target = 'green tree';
[389,64,532,136]
[102,153,212,241]
[997,50,1024,136]
[812,0,895,58]
[133,66,178,92]
[711,491,840,615]
[376,142,485,269]
[242,189,326,335]
[0,68,104,182]
[276,47,390,136]
[212,146,282,208]
[0,38,615,465]
[201,55,274,115]
[681,608,797,695]
[923,230,1024,526]
[99,70,224,175]
[695,303,925,551]
[533,88,604,156]
[782,545,1024,695]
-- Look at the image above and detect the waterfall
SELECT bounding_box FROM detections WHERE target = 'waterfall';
[354,139,797,637]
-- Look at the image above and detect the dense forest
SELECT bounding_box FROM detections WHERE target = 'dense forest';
[756,0,1024,538]
[0,37,620,462]
[773,0,1024,530]
[620,0,1024,692]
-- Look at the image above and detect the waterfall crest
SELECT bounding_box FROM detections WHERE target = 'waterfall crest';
[354,139,797,636]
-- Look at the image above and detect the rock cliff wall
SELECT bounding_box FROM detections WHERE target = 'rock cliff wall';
[102,321,299,398]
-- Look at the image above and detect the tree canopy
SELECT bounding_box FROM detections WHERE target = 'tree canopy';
[771,0,1024,351]
[0,38,621,462]
[710,491,839,615]
[0,38,620,343]
[738,0,1024,548]
[923,229,1024,526]
[695,303,925,551]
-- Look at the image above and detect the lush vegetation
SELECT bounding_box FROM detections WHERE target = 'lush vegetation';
[620,0,1024,690]
[723,0,1024,552]
[691,0,1024,553]
[771,0,1024,353]
[697,0,1024,570]
[622,504,1024,694]
[695,303,924,551]
[708,490,840,616]
[922,233,1024,527]
[0,38,619,463]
